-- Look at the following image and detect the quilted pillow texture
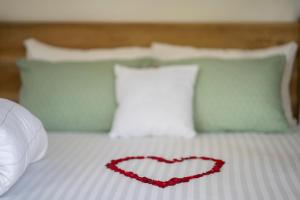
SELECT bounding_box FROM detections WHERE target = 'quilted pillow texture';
[0,99,48,196]
[17,58,153,132]
[155,55,291,132]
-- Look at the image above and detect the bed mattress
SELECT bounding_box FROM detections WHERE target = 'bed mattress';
[1,132,300,200]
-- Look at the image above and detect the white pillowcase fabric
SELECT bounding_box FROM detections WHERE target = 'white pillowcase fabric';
[110,65,199,138]
[24,38,151,61]
[151,42,298,127]
[0,99,48,196]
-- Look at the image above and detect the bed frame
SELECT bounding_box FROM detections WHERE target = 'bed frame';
[0,23,299,121]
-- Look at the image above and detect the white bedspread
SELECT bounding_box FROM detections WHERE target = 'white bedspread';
[1,133,300,200]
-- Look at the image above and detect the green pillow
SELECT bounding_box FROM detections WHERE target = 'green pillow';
[17,58,154,132]
[155,55,291,133]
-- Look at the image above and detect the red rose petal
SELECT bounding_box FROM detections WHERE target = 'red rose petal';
[106,156,225,188]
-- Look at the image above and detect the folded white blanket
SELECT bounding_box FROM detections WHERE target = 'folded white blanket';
[0,99,48,196]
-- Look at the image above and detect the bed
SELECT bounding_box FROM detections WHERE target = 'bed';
[0,133,299,200]
[0,23,300,200]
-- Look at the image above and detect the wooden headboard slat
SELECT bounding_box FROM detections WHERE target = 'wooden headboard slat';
[0,22,299,121]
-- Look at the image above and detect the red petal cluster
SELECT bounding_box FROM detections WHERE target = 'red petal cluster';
[105,155,225,188]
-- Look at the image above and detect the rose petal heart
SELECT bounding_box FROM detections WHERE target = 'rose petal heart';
[105,156,225,188]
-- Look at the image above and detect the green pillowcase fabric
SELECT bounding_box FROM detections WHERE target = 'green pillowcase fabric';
[17,58,153,132]
[155,55,291,133]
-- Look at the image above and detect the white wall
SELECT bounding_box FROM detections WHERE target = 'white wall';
[0,0,299,22]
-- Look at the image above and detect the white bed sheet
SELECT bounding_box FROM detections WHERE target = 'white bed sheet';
[1,132,300,200]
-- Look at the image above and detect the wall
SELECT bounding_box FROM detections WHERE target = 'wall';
[0,0,299,22]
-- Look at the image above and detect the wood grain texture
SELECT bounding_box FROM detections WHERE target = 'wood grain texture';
[0,22,299,120]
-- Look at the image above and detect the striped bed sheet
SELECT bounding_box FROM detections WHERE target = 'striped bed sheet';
[1,132,300,200]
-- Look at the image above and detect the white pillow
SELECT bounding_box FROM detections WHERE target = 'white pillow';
[151,42,298,127]
[110,65,198,138]
[24,38,151,61]
[0,99,48,196]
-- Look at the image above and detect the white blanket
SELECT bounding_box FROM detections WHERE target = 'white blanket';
[1,133,300,200]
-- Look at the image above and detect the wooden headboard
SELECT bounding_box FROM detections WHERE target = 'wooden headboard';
[0,22,299,121]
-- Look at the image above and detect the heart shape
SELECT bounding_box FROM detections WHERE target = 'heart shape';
[106,156,225,188]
